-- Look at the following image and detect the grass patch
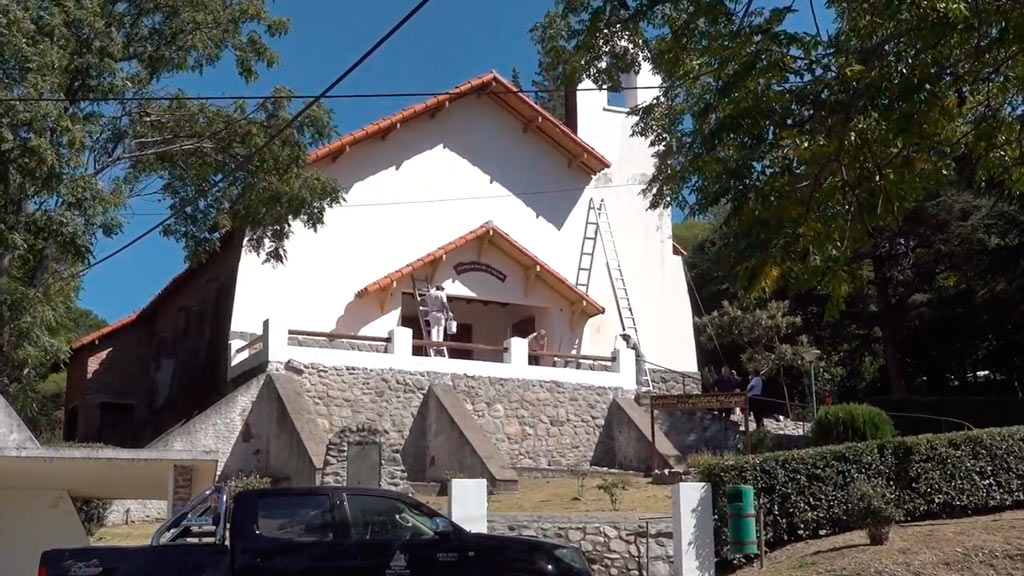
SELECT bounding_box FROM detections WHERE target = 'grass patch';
[419,476,671,514]
[92,523,162,546]
[735,509,1024,576]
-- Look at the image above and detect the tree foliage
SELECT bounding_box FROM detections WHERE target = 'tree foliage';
[510,66,524,90]
[0,1,344,399]
[541,0,1024,395]
[671,218,712,253]
[528,10,571,122]
[698,299,816,378]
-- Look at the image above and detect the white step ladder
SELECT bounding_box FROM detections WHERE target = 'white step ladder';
[577,198,652,391]
[410,276,447,358]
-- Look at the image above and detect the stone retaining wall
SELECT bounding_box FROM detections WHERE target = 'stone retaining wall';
[292,364,633,481]
[489,513,674,576]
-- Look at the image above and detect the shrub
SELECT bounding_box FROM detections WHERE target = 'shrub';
[224,471,272,497]
[567,461,590,500]
[690,426,1024,556]
[73,498,112,537]
[596,477,630,511]
[849,482,899,545]
[810,403,895,446]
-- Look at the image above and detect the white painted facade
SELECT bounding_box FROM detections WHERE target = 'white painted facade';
[230,70,697,373]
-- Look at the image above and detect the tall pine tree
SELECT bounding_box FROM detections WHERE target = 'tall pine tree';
[528,11,570,123]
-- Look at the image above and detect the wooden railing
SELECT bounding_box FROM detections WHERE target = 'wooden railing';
[530,350,615,363]
[411,339,506,353]
[288,329,390,344]
[231,336,263,360]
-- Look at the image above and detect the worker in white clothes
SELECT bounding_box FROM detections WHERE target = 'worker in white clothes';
[526,329,548,366]
[620,332,646,388]
[425,284,452,344]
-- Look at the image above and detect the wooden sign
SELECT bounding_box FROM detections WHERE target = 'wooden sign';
[454,261,507,283]
[650,392,748,411]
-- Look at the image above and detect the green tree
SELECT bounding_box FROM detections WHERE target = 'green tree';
[536,0,1024,396]
[0,2,343,402]
[528,10,571,122]
[671,219,712,253]
[510,66,524,91]
[11,304,106,442]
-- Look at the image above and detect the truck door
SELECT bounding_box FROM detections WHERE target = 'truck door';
[340,492,466,576]
[232,491,345,576]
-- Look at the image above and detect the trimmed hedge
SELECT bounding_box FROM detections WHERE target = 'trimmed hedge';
[810,403,895,446]
[692,426,1024,554]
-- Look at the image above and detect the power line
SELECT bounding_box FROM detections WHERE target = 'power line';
[113,182,652,217]
[2,85,666,104]
[67,0,435,280]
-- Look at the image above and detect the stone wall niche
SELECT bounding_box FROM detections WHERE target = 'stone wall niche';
[322,423,408,492]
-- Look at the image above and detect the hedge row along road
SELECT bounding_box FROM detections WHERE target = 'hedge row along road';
[692,426,1024,555]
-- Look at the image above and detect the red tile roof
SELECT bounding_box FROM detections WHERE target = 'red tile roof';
[69,232,237,353]
[355,221,604,317]
[308,72,611,175]
[72,72,614,353]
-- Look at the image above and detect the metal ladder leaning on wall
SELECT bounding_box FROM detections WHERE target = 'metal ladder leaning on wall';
[575,198,652,391]
[410,276,448,358]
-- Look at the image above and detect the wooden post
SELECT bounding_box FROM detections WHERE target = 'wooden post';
[758,503,765,569]
[744,405,752,455]
[649,406,658,476]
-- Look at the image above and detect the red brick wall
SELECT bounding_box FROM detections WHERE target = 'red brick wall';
[65,232,245,446]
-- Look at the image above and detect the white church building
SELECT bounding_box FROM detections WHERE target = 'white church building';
[226,68,698,385]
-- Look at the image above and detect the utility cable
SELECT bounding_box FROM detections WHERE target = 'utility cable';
[681,256,727,365]
[114,181,654,217]
[2,85,667,104]
[66,0,435,280]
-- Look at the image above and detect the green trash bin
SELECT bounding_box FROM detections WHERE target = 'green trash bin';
[726,485,758,556]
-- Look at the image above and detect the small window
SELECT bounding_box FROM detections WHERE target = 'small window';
[346,495,437,541]
[63,405,79,442]
[256,495,333,541]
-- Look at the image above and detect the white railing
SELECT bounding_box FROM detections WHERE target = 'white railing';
[227,319,270,380]
[230,318,638,389]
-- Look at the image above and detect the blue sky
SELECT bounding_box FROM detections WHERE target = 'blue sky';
[80,0,831,322]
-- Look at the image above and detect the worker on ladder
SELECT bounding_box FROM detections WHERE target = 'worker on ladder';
[620,332,646,389]
[425,284,452,351]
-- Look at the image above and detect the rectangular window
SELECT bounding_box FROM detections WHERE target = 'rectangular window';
[256,495,333,541]
[63,405,79,442]
[345,494,436,541]
[98,401,134,446]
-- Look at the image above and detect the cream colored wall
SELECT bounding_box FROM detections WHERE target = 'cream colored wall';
[0,489,88,576]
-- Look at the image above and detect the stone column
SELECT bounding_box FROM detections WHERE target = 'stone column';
[612,347,637,388]
[447,478,488,533]
[671,482,715,576]
[167,464,194,518]
[388,326,413,356]
[504,337,527,365]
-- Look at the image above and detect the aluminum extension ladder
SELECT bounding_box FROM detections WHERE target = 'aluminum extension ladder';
[411,276,447,358]
[574,198,652,391]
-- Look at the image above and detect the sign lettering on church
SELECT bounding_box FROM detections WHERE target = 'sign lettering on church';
[454,261,507,283]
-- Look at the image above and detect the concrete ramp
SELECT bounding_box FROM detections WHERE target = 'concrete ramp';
[0,393,39,448]
[593,397,686,472]
[403,383,518,492]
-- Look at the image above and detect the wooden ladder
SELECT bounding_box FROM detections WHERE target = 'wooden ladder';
[411,276,447,358]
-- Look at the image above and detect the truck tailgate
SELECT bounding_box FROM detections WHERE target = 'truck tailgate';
[41,543,229,576]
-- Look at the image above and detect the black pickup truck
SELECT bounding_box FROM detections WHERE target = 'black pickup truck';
[39,485,592,576]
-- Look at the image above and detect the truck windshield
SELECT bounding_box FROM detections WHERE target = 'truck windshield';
[256,495,333,541]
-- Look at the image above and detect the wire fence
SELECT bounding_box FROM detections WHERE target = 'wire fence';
[641,359,976,432]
